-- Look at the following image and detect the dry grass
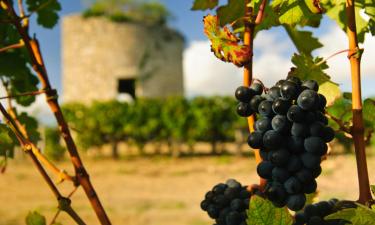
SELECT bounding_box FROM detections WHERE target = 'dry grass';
[1,154,375,225]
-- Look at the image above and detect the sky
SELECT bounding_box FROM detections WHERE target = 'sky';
[8,0,375,121]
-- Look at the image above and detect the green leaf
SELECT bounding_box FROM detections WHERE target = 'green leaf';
[290,53,341,105]
[363,99,375,125]
[271,0,322,27]
[203,14,251,67]
[371,185,375,196]
[26,0,61,29]
[0,124,16,157]
[321,0,372,43]
[325,204,375,225]
[247,195,294,225]
[283,25,323,56]
[191,0,218,10]
[0,52,39,106]
[216,0,245,26]
[25,211,46,225]
[18,112,41,143]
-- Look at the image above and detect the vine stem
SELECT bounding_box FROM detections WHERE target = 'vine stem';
[3,1,111,223]
[0,40,24,53]
[243,1,267,189]
[0,79,74,183]
[345,0,373,204]
[0,103,85,225]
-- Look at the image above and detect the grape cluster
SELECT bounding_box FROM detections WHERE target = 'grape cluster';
[294,199,350,225]
[200,179,252,225]
[235,76,335,211]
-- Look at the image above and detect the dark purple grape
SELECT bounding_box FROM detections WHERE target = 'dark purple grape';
[272,115,291,133]
[272,98,291,115]
[297,90,318,111]
[287,105,305,122]
[258,100,274,117]
[287,194,306,211]
[235,86,254,102]
[302,80,319,91]
[237,102,253,117]
[281,81,299,100]
[255,117,272,133]
[250,83,263,95]
[284,177,302,194]
[250,95,265,112]
[270,149,290,166]
[304,137,327,156]
[269,86,281,99]
[300,152,321,169]
[263,130,283,150]
[247,132,263,149]
[291,123,310,137]
[257,161,274,179]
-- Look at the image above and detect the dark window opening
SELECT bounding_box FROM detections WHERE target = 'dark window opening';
[118,79,136,99]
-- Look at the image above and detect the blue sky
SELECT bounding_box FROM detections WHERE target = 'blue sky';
[30,0,209,91]
[28,1,375,100]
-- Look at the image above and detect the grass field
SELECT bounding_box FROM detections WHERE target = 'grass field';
[1,154,374,225]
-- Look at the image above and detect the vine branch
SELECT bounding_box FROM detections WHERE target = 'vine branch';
[0,103,84,224]
[0,40,24,53]
[3,1,111,223]
[345,0,373,205]
[244,1,267,190]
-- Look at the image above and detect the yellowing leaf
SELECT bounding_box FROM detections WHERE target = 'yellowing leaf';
[203,14,251,67]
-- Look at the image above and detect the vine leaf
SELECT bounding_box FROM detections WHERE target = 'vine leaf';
[25,211,46,225]
[216,0,245,26]
[191,0,218,10]
[0,124,16,157]
[203,14,251,67]
[325,204,375,225]
[247,195,294,225]
[270,0,322,27]
[0,52,39,106]
[321,0,373,43]
[26,0,61,29]
[289,53,341,105]
[283,25,323,56]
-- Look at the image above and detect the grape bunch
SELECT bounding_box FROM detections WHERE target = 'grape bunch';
[200,179,253,225]
[235,76,335,211]
[294,199,351,225]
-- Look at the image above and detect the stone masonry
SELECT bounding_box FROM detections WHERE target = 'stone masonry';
[62,14,184,103]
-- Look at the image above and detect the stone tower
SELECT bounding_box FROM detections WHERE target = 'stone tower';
[62,14,184,103]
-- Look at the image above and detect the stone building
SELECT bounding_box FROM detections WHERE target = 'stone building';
[62,14,184,103]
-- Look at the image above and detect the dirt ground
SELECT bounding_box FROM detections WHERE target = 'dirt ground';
[0,154,374,225]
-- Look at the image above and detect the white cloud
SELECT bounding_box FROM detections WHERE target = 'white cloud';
[316,26,375,96]
[183,27,375,98]
[183,32,292,97]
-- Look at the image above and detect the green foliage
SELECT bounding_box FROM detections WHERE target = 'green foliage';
[62,97,244,156]
[25,211,46,225]
[216,0,245,26]
[83,0,170,25]
[271,0,322,26]
[325,203,375,224]
[25,0,62,29]
[0,124,16,158]
[321,0,375,43]
[44,127,65,161]
[283,26,322,56]
[246,195,294,225]
[191,0,218,10]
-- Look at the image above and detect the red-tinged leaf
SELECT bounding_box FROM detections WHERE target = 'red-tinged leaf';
[203,14,251,67]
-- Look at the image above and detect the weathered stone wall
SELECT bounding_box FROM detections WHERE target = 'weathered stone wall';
[62,14,184,103]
